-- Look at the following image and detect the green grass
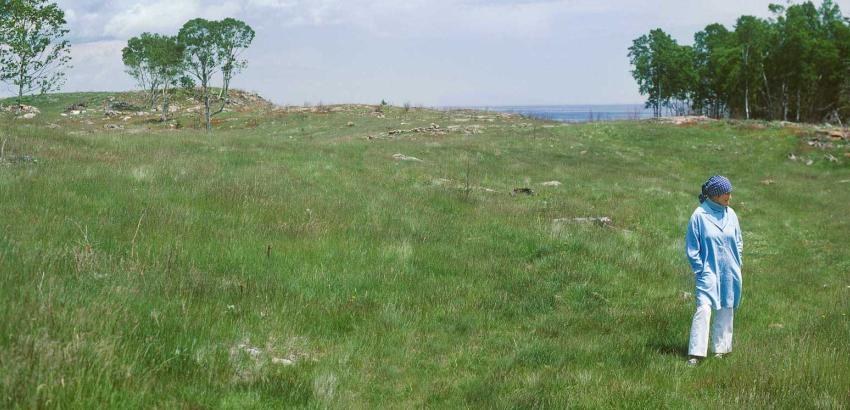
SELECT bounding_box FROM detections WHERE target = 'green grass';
[1,92,849,408]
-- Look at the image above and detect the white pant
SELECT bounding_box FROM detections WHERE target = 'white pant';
[688,304,734,357]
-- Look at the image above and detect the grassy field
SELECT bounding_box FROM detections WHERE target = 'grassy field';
[1,92,849,408]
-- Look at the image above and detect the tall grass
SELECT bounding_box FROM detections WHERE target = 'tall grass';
[1,93,848,408]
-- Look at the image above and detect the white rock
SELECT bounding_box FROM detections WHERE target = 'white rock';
[572,216,612,226]
[540,181,562,187]
[236,343,262,357]
[272,357,294,365]
[392,153,423,162]
[552,217,613,231]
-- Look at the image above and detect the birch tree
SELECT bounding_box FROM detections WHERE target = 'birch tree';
[178,18,222,131]
[733,16,771,120]
[147,35,184,121]
[178,17,255,131]
[628,29,691,117]
[631,0,850,122]
[693,24,734,118]
[216,18,254,100]
[122,33,163,108]
[0,0,71,107]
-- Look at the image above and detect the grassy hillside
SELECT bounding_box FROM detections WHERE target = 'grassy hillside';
[1,92,849,408]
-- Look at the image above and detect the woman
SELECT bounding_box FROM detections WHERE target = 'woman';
[685,175,743,366]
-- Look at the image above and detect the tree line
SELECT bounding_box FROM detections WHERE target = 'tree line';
[122,18,254,130]
[629,0,850,123]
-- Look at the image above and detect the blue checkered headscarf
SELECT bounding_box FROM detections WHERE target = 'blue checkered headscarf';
[699,175,733,203]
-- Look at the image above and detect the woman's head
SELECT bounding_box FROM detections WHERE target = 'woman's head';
[699,175,733,205]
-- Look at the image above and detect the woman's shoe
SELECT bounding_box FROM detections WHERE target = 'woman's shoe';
[686,357,700,366]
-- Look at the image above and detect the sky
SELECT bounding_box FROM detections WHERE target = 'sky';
[6,0,850,106]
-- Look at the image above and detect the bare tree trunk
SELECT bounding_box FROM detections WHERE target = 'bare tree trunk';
[17,59,25,109]
[659,80,662,117]
[655,77,662,117]
[762,70,772,120]
[743,46,750,120]
[211,77,230,119]
[160,82,170,122]
[782,82,788,121]
[796,88,801,123]
[199,61,212,132]
[204,87,211,132]
[218,71,231,100]
[148,82,160,109]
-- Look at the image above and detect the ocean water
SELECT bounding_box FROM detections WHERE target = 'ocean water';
[459,104,654,123]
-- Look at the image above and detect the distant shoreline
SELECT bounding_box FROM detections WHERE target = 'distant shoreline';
[442,104,654,123]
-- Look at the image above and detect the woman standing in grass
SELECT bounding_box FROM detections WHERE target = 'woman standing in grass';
[685,175,743,366]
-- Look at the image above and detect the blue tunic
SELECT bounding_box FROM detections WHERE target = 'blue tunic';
[685,199,743,309]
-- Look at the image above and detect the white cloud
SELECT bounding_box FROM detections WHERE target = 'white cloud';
[246,0,297,8]
[64,40,135,92]
[42,0,850,105]
[253,0,572,38]
[102,0,241,37]
[71,39,125,59]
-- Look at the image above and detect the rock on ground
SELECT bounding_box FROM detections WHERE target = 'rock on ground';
[392,153,423,162]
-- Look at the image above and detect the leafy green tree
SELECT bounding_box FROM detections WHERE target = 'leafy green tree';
[629,29,693,116]
[668,44,697,115]
[217,18,254,100]
[629,29,665,117]
[123,33,164,108]
[810,0,849,120]
[122,33,184,118]
[732,16,772,119]
[0,5,7,61]
[631,1,850,123]
[178,17,255,131]
[0,0,71,106]
[147,35,184,121]
[770,2,820,121]
[178,18,222,131]
[825,3,850,117]
[693,24,735,118]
